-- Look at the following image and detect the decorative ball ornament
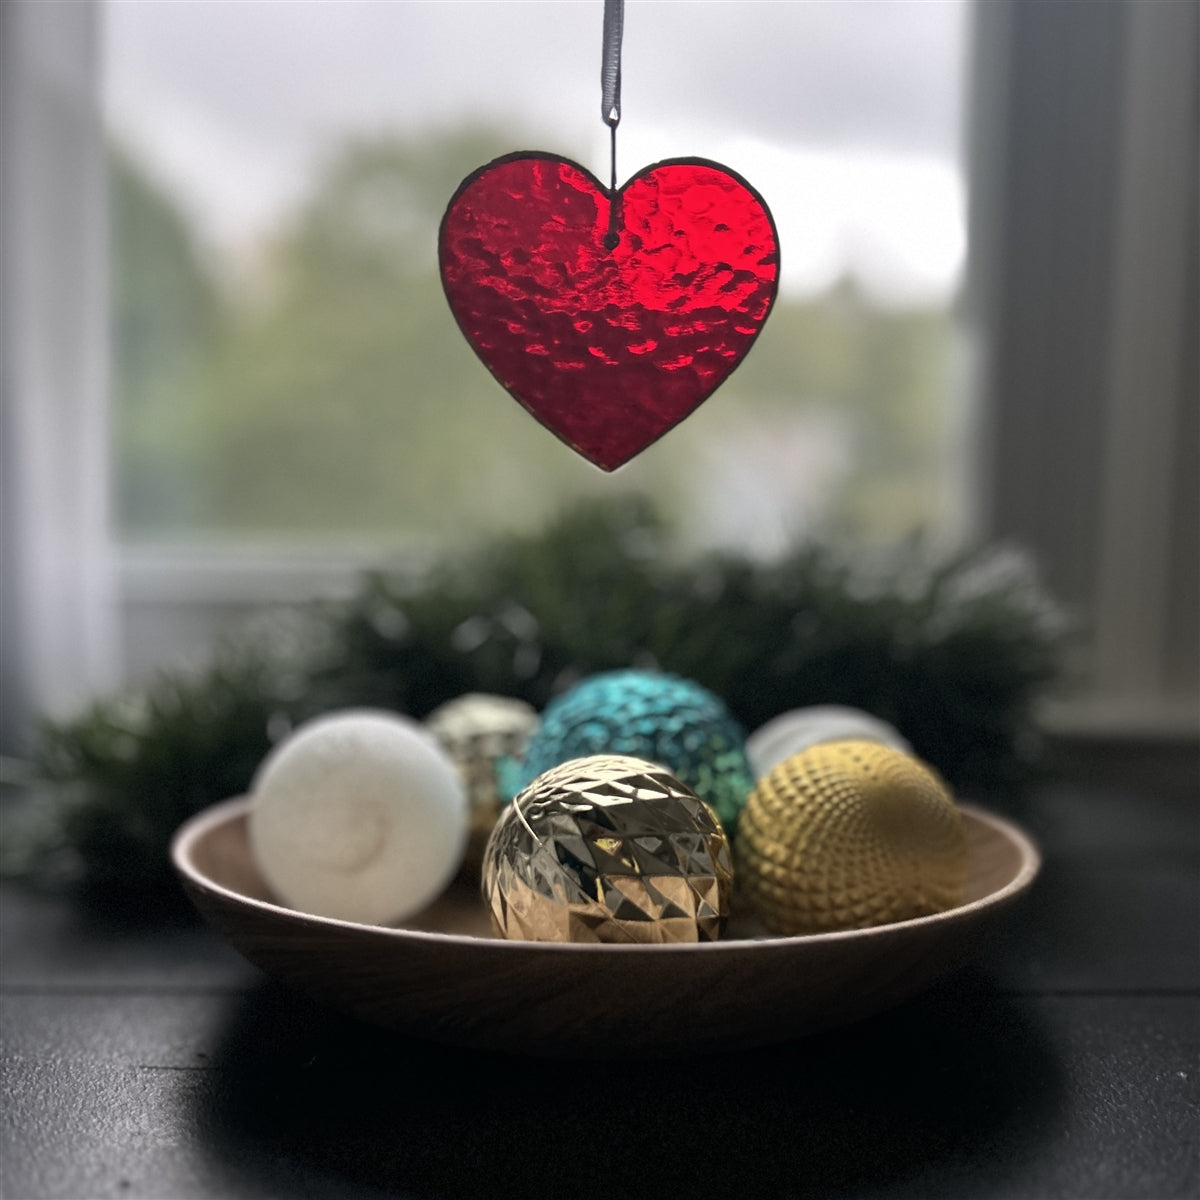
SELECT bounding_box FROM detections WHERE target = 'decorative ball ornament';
[746,706,910,779]
[737,740,966,934]
[439,154,778,470]
[248,710,468,925]
[424,693,539,863]
[483,754,733,943]
[516,670,754,831]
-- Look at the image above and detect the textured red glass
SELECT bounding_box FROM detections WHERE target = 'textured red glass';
[439,153,779,470]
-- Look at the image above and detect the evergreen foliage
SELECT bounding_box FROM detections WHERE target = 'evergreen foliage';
[19,499,1062,900]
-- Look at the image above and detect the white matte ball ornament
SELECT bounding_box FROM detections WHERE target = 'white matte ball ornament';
[746,705,910,779]
[249,710,468,925]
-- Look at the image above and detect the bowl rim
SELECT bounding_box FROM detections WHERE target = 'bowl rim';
[171,795,1040,955]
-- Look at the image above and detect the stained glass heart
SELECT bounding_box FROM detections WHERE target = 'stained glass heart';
[439,153,779,471]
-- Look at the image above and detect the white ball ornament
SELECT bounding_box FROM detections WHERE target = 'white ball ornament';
[248,710,468,925]
[746,705,910,779]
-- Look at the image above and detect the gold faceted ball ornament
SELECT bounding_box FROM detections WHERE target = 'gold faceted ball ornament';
[482,754,733,944]
[737,740,966,934]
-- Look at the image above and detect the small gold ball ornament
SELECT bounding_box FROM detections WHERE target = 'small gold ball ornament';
[737,740,966,934]
[424,693,539,866]
[482,754,733,944]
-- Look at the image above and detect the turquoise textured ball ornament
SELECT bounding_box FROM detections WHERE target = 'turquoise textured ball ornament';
[516,670,754,832]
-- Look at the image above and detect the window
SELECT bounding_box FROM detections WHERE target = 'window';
[3,0,1195,750]
[104,0,970,560]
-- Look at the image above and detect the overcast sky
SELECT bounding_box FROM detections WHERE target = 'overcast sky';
[104,0,969,302]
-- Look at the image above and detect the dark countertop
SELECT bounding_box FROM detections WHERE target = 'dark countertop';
[3,768,1197,1200]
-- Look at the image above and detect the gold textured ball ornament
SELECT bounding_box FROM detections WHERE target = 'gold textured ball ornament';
[737,740,966,934]
[482,754,733,944]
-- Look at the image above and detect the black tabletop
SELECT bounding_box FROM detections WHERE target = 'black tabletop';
[3,760,1197,1200]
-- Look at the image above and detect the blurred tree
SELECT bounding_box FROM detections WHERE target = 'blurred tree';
[110,144,223,531]
[725,277,955,542]
[194,127,623,543]
[111,129,957,549]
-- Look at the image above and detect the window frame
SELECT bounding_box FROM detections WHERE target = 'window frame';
[1,0,118,752]
[968,0,1198,735]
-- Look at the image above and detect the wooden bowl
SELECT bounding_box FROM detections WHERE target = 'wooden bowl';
[172,797,1039,1055]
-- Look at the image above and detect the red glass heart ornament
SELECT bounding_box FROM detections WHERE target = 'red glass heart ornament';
[439,153,779,471]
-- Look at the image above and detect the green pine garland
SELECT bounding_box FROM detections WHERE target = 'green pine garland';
[16,497,1063,899]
